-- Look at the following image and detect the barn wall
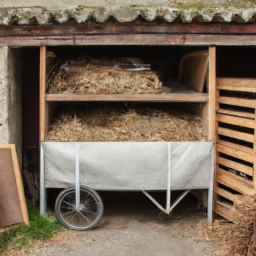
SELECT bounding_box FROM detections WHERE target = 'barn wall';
[0,47,22,167]
[0,47,9,144]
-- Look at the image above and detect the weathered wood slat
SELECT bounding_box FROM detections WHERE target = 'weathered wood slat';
[0,145,30,226]
[2,34,256,47]
[3,23,256,37]
[217,109,255,120]
[215,201,239,223]
[217,86,256,93]
[218,140,254,155]
[218,127,254,143]
[217,77,256,92]
[216,187,237,203]
[219,96,256,108]
[217,114,255,128]
[217,156,253,176]
[45,93,209,102]
[253,163,256,191]
[217,167,254,195]
[217,138,256,162]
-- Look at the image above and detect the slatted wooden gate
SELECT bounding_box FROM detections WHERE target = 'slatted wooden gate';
[215,77,256,220]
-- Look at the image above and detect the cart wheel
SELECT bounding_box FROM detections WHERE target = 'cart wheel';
[55,186,104,231]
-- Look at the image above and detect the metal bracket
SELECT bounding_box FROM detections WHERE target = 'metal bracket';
[142,142,191,215]
[142,189,191,215]
[142,141,214,224]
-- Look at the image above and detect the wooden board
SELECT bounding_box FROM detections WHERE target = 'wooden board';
[217,142,255,163]
[215,201,240,223]
[3,23,256,37]
[178,50,208,92]
[45,80,209,103]
[218,127,254,143]
[217,114,255,129]
[216,187,238,204]
[2,34,256,47]
[45,93,209,102]
[219,96,256,108]
[217,156,253,176]
[217,109,255,120]
[0,145,29,227]
[218,139,254,153]
[217,167,254,195]
[217,77,256,92]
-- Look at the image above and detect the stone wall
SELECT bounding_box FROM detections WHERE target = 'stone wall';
[0,47,22,168]
[0,47,9,145]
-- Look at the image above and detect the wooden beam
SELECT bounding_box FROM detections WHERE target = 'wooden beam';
[217,77,256,93]
[217,167,254,195]
[254,110,256,153]
[209,46,216,142]
[219,96,256,108]
[217,156,253,176]
[218,140,253,153]
[40,46,46,142]
[217,114,255,129]
[215,201,239,223]
[217,142,255,163]
[45,93,209,102]
[2,22,256,37]
[2,34,256,47]
[218,127,254,143]
[217,109,255,120]
[216,187,237,204]
[253,161,256,191]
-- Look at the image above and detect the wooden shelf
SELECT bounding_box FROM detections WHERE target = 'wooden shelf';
[45,93,208,102]
[45,81,208,103]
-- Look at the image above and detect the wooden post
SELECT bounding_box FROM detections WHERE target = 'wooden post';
[209,46,216,222]
[209,46,216,141]
[40,46,46,142]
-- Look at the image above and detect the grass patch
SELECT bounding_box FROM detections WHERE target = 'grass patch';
[0,203,63,254]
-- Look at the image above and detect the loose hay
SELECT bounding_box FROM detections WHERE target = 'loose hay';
[47,58,162,95]
[199,195,256,256]
[46,104,207,142]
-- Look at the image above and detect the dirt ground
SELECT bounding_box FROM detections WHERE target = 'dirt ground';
[9,192,222,256]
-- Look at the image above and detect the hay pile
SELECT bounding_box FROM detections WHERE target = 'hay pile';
[200,195,256,256]
[46,104,207,142]
[47,58,162,95]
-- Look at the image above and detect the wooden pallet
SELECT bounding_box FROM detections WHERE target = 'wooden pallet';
[215,77,256,221]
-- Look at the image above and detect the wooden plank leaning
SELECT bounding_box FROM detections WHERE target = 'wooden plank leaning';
[0,144,29,227]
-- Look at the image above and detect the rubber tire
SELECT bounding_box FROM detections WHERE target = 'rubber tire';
[55,186,104,231]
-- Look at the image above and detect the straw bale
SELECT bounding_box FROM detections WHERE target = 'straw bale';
[46,104,207,142]
[199,195,256,256]
[47,58,162,95]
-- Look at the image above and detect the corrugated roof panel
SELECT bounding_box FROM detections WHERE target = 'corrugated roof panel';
[0,4,256,25]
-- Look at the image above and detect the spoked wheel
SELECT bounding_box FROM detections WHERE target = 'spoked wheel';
[55,186,104,231]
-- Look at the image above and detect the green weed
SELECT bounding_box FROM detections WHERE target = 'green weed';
[0,203,63,254]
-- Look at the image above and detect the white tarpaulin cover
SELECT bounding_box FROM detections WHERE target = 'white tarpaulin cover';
[42,141,213,191]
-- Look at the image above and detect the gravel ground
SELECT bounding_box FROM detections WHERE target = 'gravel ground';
[4,192,220,256]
